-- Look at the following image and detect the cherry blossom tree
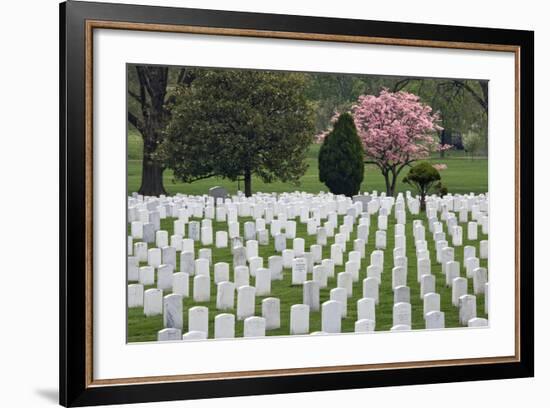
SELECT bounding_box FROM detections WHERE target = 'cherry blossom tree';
[351,90,447,196]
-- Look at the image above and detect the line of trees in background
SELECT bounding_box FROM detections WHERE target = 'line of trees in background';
[127,65,488,197]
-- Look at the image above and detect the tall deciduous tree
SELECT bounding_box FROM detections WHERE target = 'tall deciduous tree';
[318,113,364,196]
[352,90,445,196]
[127,65,194,196]
[161,69,315,197]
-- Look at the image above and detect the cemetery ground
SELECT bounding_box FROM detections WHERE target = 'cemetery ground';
[127,130,488,197]
[127,208,488,342]
[127,132,488,341]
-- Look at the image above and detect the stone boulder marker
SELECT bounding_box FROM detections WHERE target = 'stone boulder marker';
[208,186,228,200]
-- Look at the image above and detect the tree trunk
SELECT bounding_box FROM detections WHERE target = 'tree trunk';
[420,193,426,212]
[439,129,448,158]
[139,158,166,196]
[244,168,252,197]
[383,172,392,196]
[388,170,398,197]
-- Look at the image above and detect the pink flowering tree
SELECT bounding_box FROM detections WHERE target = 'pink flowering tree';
[352,90,448,196]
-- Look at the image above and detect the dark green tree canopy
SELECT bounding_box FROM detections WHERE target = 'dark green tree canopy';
[160,69,315,196]
[318,113,364,196]
[403,162,443,210]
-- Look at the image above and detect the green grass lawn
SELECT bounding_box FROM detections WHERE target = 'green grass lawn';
[127,130,488,196]
[128,211,488,342]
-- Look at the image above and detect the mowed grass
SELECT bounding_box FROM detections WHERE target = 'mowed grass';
[128,211,488,342]
[127,130,488,196]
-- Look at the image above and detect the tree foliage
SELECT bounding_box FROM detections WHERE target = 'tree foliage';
[318,113,365,196]
[462,130,485,160]
[403,162,443,211]
[160,69,315,196]
[351,90,444,196]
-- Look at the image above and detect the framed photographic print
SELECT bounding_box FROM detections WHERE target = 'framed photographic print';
[60,0,534,406]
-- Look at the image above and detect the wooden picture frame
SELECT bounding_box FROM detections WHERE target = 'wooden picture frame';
[60,1,534,406]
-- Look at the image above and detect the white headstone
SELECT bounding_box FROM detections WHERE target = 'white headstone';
[425,310,445,329]
[468,317,488,327]
[480,240,489,259]
[214,262,230,284]
[420,274,436,299]
[188,306,209,337]
[394,285,410,304]
[375,230,387,249]
[255,268,272,296]
[244,316,266,337]
[355,319,376,332]
[282,249,295,269]
[312,265,328,288]
[180,251,195,275]
[157,264,174,291]
[215,231,228,248]
[357,297,376,321]
[423,292,441,316]
[163,294,183,329]
[290,304,310,335]
[322,259,335,279]
[330,287,348,318]
[128,284,144,308]
[473,267,488,295]
[262,297,281,330]
[459,294,477,325]
[452,277,468,307]
[330,244,343,265]
[157,328,182,341]
[303,280,320,312]
[173,272,189,297]
[393,302,412,327]
[392,266,407,290]
[337,271,353,297]
[147,248,161,268]
[443,260,459,287]
[465,257,480,278]
[234,265,250,289]
[216,281,235,310]
[193,274,211,302]
[139,266,155,286]
[321,300,341,333]
[268,255,283,280]
[214,313,235,339]
[144,288,163,316]
[237,286,256,320]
